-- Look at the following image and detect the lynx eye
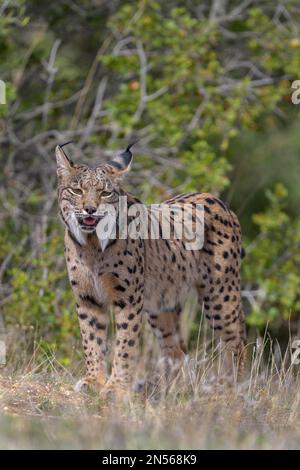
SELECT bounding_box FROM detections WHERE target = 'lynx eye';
[101,190,113,198]
[70,187,83,195]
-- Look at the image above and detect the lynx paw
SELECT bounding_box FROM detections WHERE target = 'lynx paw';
[74,375,106,393]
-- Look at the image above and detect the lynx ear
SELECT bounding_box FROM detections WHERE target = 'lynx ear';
[107,143,134,176]
[55,145,73,178]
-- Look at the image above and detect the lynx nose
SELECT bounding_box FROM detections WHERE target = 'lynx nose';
[84,206,97,215]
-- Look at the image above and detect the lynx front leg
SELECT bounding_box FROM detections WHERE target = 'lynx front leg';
[74,295,108,392]
[102,300,143,397]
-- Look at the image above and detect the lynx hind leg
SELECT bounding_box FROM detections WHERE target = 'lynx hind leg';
[200,263,246,378]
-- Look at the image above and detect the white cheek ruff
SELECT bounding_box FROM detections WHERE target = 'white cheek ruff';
[67,212,87,246]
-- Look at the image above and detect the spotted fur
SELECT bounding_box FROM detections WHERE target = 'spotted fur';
[56,145,246,395]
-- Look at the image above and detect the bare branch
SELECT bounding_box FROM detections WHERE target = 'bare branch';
[41,39,61,128]
[78,77,108,148]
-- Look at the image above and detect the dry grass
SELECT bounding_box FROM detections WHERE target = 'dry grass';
[0,320,300,449]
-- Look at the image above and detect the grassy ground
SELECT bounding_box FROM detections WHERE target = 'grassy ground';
[0,322,300,449]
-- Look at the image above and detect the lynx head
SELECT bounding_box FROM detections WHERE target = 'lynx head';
[55,144,133,246]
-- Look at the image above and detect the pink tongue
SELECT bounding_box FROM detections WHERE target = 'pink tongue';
[83,217,96,226]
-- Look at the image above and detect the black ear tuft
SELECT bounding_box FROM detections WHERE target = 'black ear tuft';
[60,140,74,149]
[126,141,137,152]
[58,141,74,166]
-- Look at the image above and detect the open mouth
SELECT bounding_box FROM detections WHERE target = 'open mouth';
[78,215,102,230]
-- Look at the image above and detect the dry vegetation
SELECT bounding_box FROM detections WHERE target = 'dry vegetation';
[0,316,300,450]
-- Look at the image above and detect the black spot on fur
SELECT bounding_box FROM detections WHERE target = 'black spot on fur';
[78,313,88,320]
[213,314,221,320]
[114,300,126,309]
[115,285,126,292]
[79,295,103,309]
[214,304,222,311]
[205,198,215,205]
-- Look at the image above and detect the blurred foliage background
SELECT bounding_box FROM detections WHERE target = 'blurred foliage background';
[1,0,300,362]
